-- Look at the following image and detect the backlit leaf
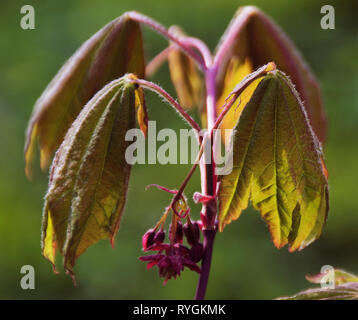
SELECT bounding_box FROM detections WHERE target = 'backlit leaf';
[216,61,276,143]
[168,26,203,109]
[214,6,327,143]
[25,13,145,179]
[216,58,259,141]
[42,76,136,278]
[218,70,329,251]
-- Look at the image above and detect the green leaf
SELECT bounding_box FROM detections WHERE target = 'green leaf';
[278,282,358,300]
[214,6,327,144]
[42,76,136,278]
[25,13,145,179]
[168,26,203,110]
[218,70,329,251]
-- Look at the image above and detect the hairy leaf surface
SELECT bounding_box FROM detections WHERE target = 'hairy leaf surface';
[25,14,145,178]
[218,70,329,251]
[278,282,358,300]
[279,269,358,300]
[42,78,136,276]
[214,6,327,143]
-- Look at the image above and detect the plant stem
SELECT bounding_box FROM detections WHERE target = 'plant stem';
[145,46,173,77]
[205,67,218,130]
[127,11,206,71]
[180,37,212,68]
[195,65,218,300]
[129,78,201,133]
[195,229,216,300]
[129,11,220,298]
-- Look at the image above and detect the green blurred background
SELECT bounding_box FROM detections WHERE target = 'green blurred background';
[0,0,357,299]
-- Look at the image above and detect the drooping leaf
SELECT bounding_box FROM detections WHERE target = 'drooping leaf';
[167,26,203,109]
[218,70,329,251]
[25,13,145,179]
[214,6,327,143]
[278,269,358,300]
[306,269,358,286]
[42,76,136,278]
[278,282,358,300]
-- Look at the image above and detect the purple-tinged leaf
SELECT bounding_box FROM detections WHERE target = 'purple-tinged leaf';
[25,14,145,179]
[214,6,327,143]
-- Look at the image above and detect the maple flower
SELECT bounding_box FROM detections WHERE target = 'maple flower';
[139,243,201,285]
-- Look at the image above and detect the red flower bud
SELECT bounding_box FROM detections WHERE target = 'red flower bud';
[169,221,183,244]
[142,229,156,251]
[184,221,200,246]
[190,242,204,263]
[154,230,165,244]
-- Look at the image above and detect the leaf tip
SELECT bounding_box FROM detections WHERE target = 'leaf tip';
[40,149,51,173]
[110,235,116,249]
[24,163,33,181]
[238,5,260,17]
[65,268,78,287]
[24,123,38,180]
[266,61,277,73]
[218,222,224,232]
[320,156,329,180]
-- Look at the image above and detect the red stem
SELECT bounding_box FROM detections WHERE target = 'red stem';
[128,12,220,300]
[129,78,201,133]
[127,11,206,71]
[180,37,212,68]
[194,65,218,300]
[195,229,216,300]
[145,46,173,77]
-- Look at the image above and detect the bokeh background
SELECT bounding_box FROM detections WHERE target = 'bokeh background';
[0,0,357,299]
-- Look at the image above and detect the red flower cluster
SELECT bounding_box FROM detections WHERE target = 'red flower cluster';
[139,222,204,284]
